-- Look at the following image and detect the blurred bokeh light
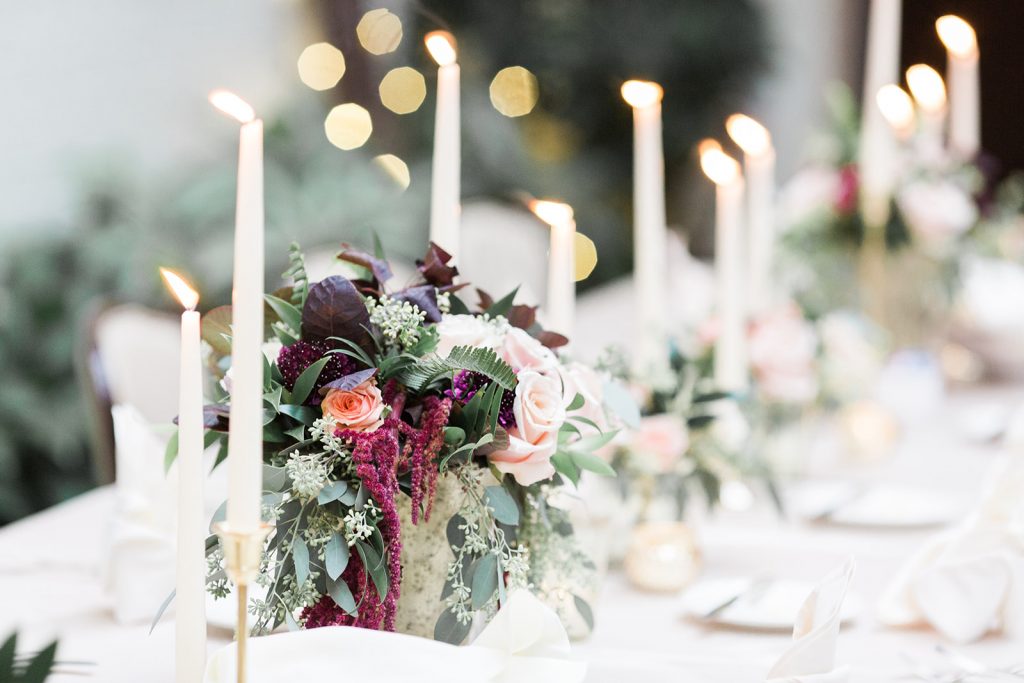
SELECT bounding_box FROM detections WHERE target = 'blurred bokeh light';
[489,66,539,117]
[324,103,373,150]
[357,8,403,55]
[373,153,411,190]
[296,42,346,91]
[379,67,427,115]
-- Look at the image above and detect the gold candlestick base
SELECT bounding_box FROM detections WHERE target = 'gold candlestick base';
[214,522,272,683]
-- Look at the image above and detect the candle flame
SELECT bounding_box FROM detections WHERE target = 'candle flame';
[529,199,574,226]
[905,64,947,113]
[425,31,457,66]
[936,15,978,58]
[620,80,663,109]
[725,114,772,156]
[876,84,915,134]
[699,139,740,186]
[209,89,256,123]
[160,268,199,310]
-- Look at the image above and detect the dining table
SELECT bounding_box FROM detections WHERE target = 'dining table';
[2,383,1022,682]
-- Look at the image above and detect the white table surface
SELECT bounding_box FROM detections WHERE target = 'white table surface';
[2,385,1023,682]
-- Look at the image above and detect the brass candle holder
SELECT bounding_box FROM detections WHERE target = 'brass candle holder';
[214,522,272,683]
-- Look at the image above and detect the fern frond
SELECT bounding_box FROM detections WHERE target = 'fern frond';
[284,242,310,307]
[399,345,517,393]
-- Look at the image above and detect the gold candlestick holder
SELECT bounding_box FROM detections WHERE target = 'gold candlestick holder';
[214,522,272,683]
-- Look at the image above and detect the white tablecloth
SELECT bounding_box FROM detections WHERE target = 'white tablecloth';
[2,386,1023,682]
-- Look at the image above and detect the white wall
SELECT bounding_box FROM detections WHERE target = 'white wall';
[0,0,310,232]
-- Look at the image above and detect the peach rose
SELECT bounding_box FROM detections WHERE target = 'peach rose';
[630,414,689,473]
[321,379,385,433]
[500,327,557,374]
[488,370,566,485]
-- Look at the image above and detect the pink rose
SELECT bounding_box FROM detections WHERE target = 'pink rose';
[500,327,557,374]
[629,414,689,473]
[749,303,819,404]
[488,370,566,485]
[321,379,385,433]
[434,314,502,359]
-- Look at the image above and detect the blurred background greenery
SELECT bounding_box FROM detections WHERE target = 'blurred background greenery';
[0,0,769,524]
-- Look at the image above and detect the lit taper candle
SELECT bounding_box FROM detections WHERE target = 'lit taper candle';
[936,15,980,159]
[161,268,207,683]
[621,79,669,377]
[876,84,915,141]
[905,64,947,157]
[530,199,576,339]
[700,140,747,392]
[210,90,264,532]
[426,31,461,260]
[726,114,775,315]
[858,0,902,229]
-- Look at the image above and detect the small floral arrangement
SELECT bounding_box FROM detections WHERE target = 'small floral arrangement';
[597,348,759,519]
[776,85,989,324]
[196,242,617,643]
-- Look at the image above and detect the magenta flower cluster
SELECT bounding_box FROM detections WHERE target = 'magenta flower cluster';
[276,339,355,402]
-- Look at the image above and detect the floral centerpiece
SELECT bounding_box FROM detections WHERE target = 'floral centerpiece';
[776,86,990,343]
[596,347,760,522]
[194,242,616,643]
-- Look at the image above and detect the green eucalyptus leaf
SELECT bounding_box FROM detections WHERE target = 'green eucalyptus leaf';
[551,452,581,486]
[483,486,520,525]
[293,536,310,587]
[355,542,388,600]
[149,589,176,635]
[325,532,350,581]
[317,481,349,505]
[328,574,357,615]
[446,514,467,550]
[573,594,595,631]
[285,610,300,632]
[470,554,499,609]
[603,379,641,429]
[434,609,471,645]
[263,465,288,492]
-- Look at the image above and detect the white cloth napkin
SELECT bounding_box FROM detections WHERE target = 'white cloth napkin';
[204,590,587,683]
[103,404,178,624]
[877,454,1024,643]
[765,559,855,683]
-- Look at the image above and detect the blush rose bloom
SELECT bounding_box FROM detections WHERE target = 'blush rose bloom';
[434,314,502,359]
[488,370,566,485]
[321,379,385,433]
[500,327,557,374]
[748,303,819,405]
[629,414,689,474]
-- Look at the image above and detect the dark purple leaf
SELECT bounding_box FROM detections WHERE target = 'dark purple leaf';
[535,330,570,349]
[507,305,537,330]
[301,276,374,353]
[417,242,459,287]
[203,404,230,430]
[393,284,442,323]
[474,427,510,455]
[476,289,495,311]
[319,368,378,395]
[337,244,393,284]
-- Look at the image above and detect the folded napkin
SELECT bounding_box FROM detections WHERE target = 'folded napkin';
[877,454,1024,643]
[766,559,855,683]
[204,590,587,683]
[103,405,227,624]
[103,404,178,624]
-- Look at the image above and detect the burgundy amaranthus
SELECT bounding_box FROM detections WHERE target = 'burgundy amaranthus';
[336,420,403,631]
[276,339,355,402]
[300,560,373,629]
[399,396,452,525]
